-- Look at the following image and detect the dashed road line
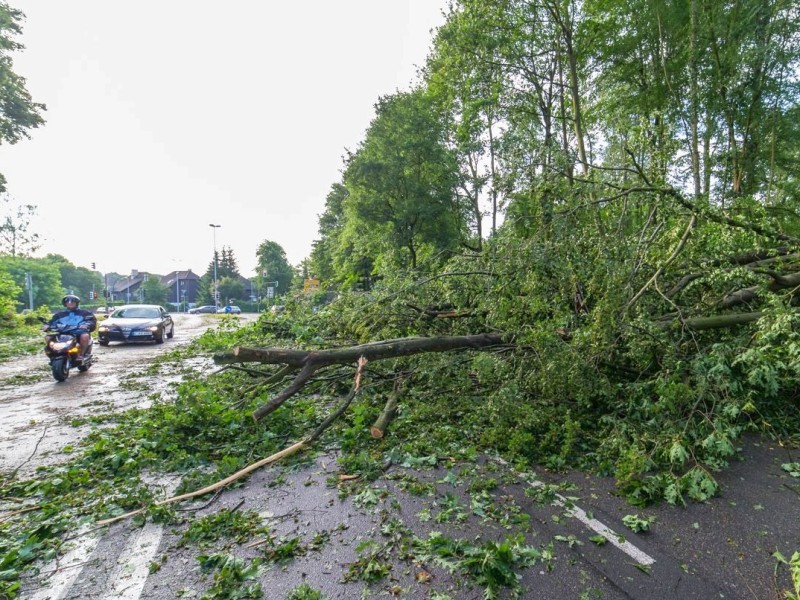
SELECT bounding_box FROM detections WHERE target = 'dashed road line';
[28,525,101,600]
[495,457,656,566]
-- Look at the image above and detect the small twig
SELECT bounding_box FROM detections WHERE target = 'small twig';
[783,483,800,498]
[0,504,41,523]
[175,490,222,512]
[7,426,49,481]
[625,214,697,312]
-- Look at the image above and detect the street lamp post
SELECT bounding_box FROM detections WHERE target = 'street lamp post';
[209,224,221,307]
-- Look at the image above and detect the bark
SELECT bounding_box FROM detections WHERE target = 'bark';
[659,312,765,331]
[214,334,506,421]
[719,287,758,310]
[370,378,404,439]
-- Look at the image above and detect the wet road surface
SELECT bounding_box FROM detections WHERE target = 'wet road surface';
[1,314,798,599]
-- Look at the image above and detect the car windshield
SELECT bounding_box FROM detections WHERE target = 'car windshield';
[114,307,160,319]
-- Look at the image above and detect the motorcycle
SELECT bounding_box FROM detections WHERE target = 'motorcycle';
[40,318,95,382]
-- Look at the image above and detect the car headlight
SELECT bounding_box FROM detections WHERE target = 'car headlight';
[148,326,158,332]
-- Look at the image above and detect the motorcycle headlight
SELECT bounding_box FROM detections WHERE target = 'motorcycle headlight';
[99,326,109,332]
[50,341,71,351]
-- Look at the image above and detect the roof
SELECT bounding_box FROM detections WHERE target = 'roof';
[161,270,201,287]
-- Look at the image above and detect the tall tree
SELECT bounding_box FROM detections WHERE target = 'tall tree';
[45,254,102,298]
[342,90,462,272]
[309,183,348,282]
[0,255,62,309]
[255,239,293,295]
[425,3,507,244]
[0,3,46,193]
[200,246,241,303]
[0,194,40,256]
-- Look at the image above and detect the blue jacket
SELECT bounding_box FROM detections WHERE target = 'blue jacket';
[49,308,97,332]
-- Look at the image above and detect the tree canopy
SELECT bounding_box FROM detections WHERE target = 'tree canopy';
[0,4,45,192]
[301,0,800,504]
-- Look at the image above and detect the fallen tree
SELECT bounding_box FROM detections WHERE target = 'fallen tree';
[214,333,507,421]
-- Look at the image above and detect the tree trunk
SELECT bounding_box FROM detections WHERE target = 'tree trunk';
[371,378,404,439]
[214,334,506,421]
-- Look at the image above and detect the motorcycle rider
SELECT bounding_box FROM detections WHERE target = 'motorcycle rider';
[44,294,97,360]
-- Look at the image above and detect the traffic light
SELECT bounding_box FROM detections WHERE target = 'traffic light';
[91,262,96,270]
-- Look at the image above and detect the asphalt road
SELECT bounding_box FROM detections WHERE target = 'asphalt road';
[2,315,798,600]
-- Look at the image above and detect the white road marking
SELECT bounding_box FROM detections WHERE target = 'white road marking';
[107,518,166,599]
[496,458,656,566]
[25,476,180,600]
[106,475,181,599]
[27,525,101,600]
[565,501,656,566]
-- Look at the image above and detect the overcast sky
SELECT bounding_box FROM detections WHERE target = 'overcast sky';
[0,1,448,277]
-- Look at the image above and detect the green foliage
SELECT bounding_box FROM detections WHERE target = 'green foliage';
[413,532,551,599]
[0,5,45,170]
[343,540,392,583]
[196,553,262,599]
[0,255,62,309]
[44,254,102,300]
[773,550,800,600]
[140,276,170,305]
[338,89,463,276]
[256,239,294,295]
[217,276,245,305]
[285,584,324,600]
[0,266,21,328]
[180,509,268,548]
[621,514,655,533]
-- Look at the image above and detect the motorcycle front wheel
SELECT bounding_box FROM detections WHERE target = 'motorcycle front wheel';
[51,356,69,382]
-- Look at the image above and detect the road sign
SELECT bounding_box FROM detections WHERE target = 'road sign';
[267,287,274,298]
[304,279,320,294]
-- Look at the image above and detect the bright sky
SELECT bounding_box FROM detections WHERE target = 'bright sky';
[0,1,448,277]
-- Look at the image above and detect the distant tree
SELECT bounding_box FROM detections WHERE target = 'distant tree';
[217,276,245,304]
[0,267,22,327]
[219,246,240,278]
[255,240,293,295]
[45,254,102,298]
[0,4,46,193]
[0,255,62,309]
[200,246,242,304]
[0,194,40,257]
[309,183,348,283]
[141,276,169,305]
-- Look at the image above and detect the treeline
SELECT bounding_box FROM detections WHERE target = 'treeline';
[293,0,800,503]
[309,0,799,286]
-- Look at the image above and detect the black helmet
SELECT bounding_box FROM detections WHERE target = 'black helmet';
[62,294,81,307]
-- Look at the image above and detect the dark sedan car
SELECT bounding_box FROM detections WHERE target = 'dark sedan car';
[97,304,174,346]
[188,305,217,314]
